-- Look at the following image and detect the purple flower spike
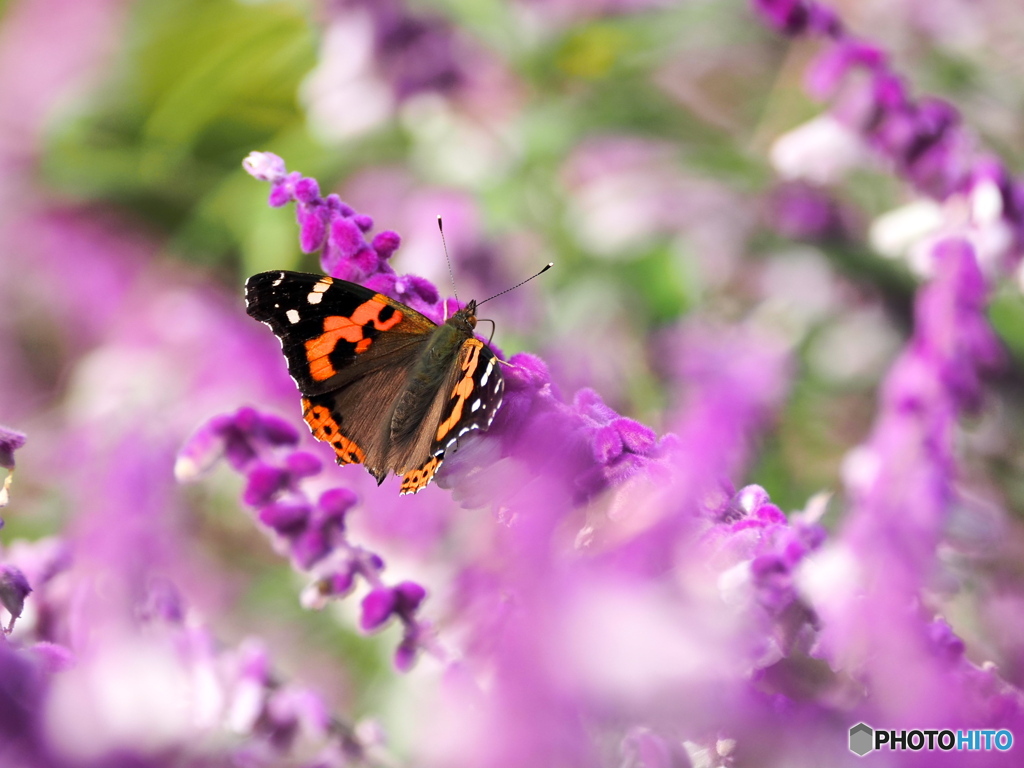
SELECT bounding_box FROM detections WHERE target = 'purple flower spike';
[243,155,402,283]
[360,587,398,631]
[257,412,304,446]
[176,407,300,480]
[268,177,295,207]
[291,529,331,570]
[0,426,26,471]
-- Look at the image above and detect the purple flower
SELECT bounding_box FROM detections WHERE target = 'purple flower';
[359,581,426,631]
[0,565,31,633]
[360,587,397,631]
[0,425,25,471]
[334,0,466,100]
[761,3,985,204]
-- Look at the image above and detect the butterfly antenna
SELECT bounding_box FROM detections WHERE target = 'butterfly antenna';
[477,263,553,306]
[438,215,458,320]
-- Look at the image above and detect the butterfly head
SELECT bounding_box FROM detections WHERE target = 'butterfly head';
[449,299,478,332]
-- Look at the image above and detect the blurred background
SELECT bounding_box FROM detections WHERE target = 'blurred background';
[5,0,1024,760]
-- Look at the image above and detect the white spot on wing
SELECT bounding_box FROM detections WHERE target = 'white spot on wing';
[480,358,494,387]
[471,399,482,412]
[307,277,332,304]
[286,309,300,324]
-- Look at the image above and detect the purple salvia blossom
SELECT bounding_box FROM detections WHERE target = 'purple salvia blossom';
[753,0,1024,266]
[0,529,380,766]
[174,406,299,480]
[755,16,1024,733]
[244,151,402,283]
[842,237,1001,567]
[794,237,1011,733]
[806,41,974,200]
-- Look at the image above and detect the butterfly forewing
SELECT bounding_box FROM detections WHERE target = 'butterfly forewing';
[245,271,433,395]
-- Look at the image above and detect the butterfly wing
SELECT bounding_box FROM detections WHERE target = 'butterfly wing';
[245,270,436,479]
[245,271,435,396]
[398,338,504,495]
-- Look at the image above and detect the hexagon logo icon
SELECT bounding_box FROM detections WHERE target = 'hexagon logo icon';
[849,723,874,757]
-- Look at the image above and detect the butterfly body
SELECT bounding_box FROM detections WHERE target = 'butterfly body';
[245,271,503,494]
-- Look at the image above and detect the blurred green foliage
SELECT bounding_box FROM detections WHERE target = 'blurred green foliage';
[45,0,319,268]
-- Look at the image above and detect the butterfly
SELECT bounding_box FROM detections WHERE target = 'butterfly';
[245,271,504,494]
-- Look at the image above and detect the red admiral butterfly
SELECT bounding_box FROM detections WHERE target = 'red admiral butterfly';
[245,271,504,494]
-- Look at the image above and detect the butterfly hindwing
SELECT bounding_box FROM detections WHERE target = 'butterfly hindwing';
[398,340,505,495]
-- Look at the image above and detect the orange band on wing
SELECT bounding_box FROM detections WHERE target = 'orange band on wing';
[304,295,403,381]
[302,399,366,465]
[435,340,482,442]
